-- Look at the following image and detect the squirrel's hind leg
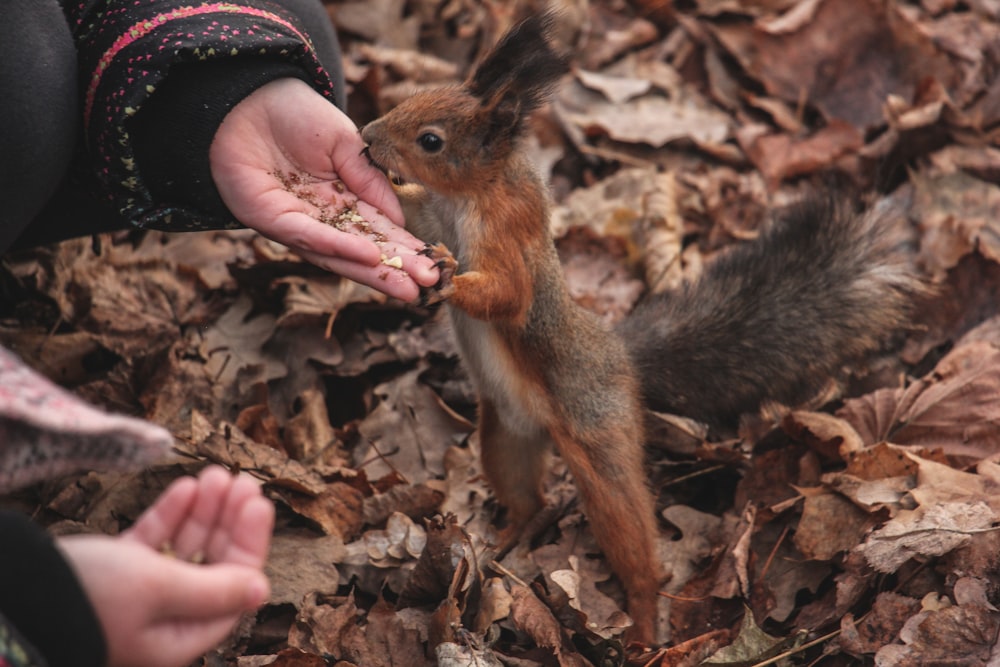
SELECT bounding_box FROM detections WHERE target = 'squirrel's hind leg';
[478,397,552,546]
[549,425,662,645]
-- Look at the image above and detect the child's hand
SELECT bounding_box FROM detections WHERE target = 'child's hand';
[58,467,274,667]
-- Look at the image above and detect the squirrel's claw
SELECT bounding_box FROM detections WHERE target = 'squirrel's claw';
[418,243,457,307]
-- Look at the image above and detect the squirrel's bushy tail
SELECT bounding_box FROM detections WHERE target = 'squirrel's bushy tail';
[619,196,924,427]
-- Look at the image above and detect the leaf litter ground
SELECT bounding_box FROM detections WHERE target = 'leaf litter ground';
[2,0,1000,665]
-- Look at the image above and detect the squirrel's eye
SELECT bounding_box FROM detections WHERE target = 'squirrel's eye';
[417,132,443,153]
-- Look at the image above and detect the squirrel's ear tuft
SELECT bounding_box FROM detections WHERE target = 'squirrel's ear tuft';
[468,12,569,120]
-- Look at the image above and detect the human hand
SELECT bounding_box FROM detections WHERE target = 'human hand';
[58,466,274,667]
[210,77,439,302]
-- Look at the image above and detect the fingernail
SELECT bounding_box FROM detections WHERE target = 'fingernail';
[418,258,439,282]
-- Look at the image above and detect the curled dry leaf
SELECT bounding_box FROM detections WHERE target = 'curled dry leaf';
[548,555,635,640]
[254,647,329,667]
[125,229,258,290]
[270,482,364,540]
[573,68,651,104]
[198,296,282,399]
[338,598,436,667]
[843,442,919,481]
[642,629,733,667]
[576,14,659,69]
[509,584,572,658]
[952,576,997,611]
[355,43,459,82]
[929,145,1000,185]
[58,255,218,358]
[434,443,493,539]
[363,511,426,563]
[188,413,328,493]
[273,274,384,329]
[823,471,913,514]
[551,167,665,237]
[429,598,462,653]
[858,500,997,573]
[710,504,756,600]
[474,577,513,634]
[782,410,865,461]
[361,482,445,526]
[282,387,340,462]
[332,0,417,47]
[397,513,477,609]
[634,170,686,294]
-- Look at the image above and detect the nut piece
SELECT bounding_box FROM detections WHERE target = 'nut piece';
[380,255,404,269]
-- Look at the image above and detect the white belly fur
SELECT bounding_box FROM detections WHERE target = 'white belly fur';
[449,310,548,438]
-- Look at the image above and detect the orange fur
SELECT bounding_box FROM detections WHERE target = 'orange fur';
[361,15,663,644]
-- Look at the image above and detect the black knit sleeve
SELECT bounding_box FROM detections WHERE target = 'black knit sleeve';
[63,0,339,231]
[129,57,315,229]
[0,512,106,667]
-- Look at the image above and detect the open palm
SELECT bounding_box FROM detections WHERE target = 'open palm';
[210,78,438,302]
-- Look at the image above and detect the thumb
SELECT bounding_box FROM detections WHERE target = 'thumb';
[154,561,270,620]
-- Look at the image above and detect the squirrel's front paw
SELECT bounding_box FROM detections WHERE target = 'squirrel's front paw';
[419,243,457,306]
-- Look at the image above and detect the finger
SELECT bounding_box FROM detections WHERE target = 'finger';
[207,483,274,568]
[263,210,383,265]
[330,130,406,226]
[123,476,199,549]
[202,474,261,565]
[373,240,440,288]
[231,495,274,568]
[296,248,422,302]
[155,562,269,620]
[172,466,233,560]
[354,201,439,287]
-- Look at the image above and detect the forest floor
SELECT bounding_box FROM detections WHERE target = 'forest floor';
[3,0,1000,665]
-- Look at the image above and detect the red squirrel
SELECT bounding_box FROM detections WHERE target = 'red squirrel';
[360,14,921,644]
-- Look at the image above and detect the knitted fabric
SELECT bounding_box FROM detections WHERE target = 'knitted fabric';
[0,346,172,492]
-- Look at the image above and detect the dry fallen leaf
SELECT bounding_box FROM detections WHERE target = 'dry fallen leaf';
[858,500,997,573]
[3,0,999,664]
[397,514,476,610]
[266,532,346,606]
[793,491,875,561]
[702,607,801,665]
[709,0,959,130]
[839,340,1000,461]
[354,367,473,484]
[875,599,1000,665]
[839,592,922,658]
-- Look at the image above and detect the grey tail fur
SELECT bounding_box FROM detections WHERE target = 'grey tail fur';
[618,195,923,427]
